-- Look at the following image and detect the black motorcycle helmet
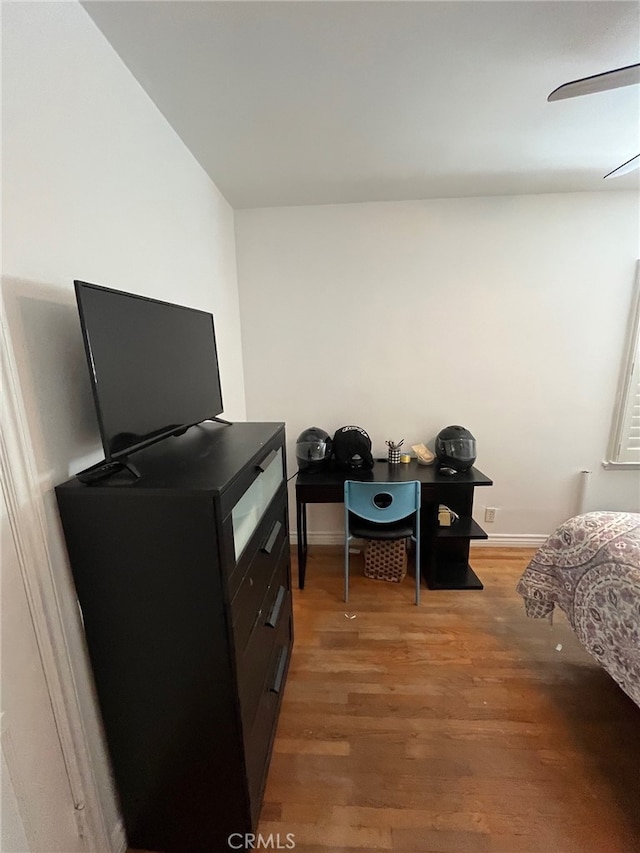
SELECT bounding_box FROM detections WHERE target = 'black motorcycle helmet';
[332,425,374,470]
[296,427,333,473]
[435,425,477,472]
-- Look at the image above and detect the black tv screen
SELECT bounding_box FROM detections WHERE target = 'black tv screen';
[75,280,224,461]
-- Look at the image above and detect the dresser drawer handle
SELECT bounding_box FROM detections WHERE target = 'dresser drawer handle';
[256,449,278,473]
[270,646,288,695]
[266,585,286,628]
[262,520,282,555]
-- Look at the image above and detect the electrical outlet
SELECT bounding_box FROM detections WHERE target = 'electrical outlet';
[484,507,497,523]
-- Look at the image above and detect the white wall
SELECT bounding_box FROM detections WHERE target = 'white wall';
[236,193,640,539]
[2,1,245,845]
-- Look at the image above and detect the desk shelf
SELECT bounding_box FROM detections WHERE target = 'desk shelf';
[429,514,489,590]
[427,561,484,590]
[435,518,488,540]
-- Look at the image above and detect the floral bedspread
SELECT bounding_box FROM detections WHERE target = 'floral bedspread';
[516,511,640,707]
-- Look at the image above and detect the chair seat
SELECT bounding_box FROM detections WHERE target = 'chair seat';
[348,512,414,540]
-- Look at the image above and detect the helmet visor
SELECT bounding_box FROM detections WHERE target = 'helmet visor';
[440,438,476,459]
[298,440,327,461]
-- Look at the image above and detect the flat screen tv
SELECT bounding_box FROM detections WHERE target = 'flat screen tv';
[75,280,225,466]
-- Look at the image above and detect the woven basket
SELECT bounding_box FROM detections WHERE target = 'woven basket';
[363,539,407,583]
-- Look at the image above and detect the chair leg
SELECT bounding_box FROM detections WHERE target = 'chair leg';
[415,534,421,606]
[344,536,350,603]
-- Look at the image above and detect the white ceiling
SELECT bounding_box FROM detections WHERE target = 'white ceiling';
[83,1,640,209]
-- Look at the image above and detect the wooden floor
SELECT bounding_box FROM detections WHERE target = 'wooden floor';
[256,545,640,853]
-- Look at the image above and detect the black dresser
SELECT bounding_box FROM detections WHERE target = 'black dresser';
[56,421,292,853]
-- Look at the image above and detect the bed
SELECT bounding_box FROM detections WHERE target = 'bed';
[516,511,640,707]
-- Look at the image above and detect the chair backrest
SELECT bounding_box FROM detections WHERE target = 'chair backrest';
[344,480,421,524]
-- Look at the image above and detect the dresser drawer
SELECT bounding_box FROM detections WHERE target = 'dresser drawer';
[231,504,288,656]
[245,600,292,825]
[232,538,287,659]
[237,553,290,730]
[228,446,284,561]
[225,486,287,602]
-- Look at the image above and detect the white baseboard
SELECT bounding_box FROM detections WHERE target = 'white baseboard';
[472,534,548,548]
[289,532,548,548]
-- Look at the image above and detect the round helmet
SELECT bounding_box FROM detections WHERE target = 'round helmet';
[332,425,374,471]
[296,427,333,473]
[435,425,477,472]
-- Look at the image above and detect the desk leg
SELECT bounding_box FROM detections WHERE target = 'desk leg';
[296,499,308,589]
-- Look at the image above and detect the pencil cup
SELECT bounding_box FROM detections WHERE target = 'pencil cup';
[388,448,401,464]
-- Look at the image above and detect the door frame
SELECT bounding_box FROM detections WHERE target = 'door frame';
[1,313,116,852]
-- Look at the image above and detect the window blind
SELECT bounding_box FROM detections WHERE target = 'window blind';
[608,262,640,466]
[615,340,640,463]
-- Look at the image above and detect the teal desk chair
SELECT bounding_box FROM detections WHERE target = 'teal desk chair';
[344,480,421,605]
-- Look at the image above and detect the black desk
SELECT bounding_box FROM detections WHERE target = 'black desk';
[295,460,493,591]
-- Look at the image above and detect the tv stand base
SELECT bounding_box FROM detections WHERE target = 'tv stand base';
[77,459,141,485]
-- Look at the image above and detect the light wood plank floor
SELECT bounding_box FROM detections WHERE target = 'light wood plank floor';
[257,545,640,853]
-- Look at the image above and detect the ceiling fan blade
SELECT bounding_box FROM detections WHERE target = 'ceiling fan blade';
[548,63,640,101]
[603,154,640,179]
